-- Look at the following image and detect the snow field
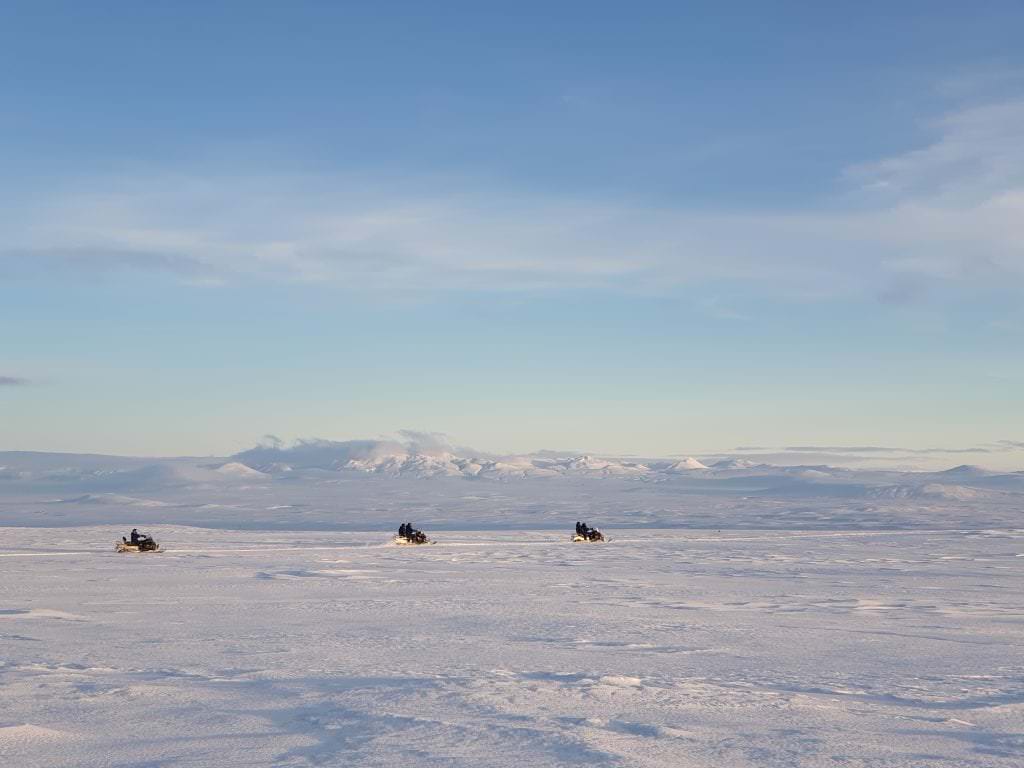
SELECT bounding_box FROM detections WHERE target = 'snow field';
[2,527,1022,766]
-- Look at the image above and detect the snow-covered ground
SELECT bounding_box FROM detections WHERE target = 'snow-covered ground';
[3,525,1023,767]
[2,445,1022,765]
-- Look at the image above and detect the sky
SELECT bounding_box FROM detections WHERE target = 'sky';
[1,1,1023,469]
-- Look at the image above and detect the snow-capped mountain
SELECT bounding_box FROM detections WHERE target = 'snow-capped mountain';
[709,458,762,470]
[0,441,1020,502]
[934,464,992,479]
[235,441,652,479]
[663,457,710,472]
[215,462,271,479]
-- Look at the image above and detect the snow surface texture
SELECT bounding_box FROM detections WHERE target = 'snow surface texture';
[2,527,1023,767]
[1,446,1023,766]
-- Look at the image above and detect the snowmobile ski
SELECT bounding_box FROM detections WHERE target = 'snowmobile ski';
[393,534,433,546]
[571,532,607,542]
[116,540,161,553]
[116,531,160,552]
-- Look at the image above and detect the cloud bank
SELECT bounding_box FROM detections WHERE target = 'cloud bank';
[711,440,1024,469]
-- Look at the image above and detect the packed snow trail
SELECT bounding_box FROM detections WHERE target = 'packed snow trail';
[0,527,1003,558]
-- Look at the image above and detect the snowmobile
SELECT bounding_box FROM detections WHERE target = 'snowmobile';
[571,529,606,542]
[393,530,432,545]
[116,534,160,553]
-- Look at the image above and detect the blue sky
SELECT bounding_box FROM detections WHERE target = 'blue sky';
[2,1,1023,467]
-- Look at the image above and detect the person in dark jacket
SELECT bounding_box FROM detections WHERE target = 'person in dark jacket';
[130,528,140,545]
[398,523,407,537]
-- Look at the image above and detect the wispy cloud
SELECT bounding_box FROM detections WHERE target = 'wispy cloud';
[0,376,31,386]
[845,100,1024,203]
[714,443,1024,470]
[395,430,457,456]
[733,444,1024,456]
[994,439,1024,450]
[0,247,205,278]
[3,94,1022,299]
[782,445,994,455]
